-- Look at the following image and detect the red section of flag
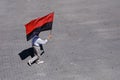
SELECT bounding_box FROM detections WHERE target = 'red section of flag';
[25,12,54,35]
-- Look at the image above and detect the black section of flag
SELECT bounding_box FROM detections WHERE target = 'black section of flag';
[27,22,52,41]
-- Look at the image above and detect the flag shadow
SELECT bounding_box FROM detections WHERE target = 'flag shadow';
[18,47,34,60]
[18,45,45,60]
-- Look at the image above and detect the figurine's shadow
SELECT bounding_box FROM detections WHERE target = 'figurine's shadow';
[18,45,44,60]
[18,47,34,60]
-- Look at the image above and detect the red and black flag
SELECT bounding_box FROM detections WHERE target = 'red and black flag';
[25,12,54,41]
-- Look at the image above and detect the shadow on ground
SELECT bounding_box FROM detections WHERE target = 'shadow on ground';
[18,47,34,60]
[18,45,45,60]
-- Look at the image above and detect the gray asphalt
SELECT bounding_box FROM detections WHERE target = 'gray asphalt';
[0,0,120,80]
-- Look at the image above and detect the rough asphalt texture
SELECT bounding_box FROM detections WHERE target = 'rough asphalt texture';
[0,0,120,80]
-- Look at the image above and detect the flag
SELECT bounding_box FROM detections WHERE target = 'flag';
[25,12,54,41]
